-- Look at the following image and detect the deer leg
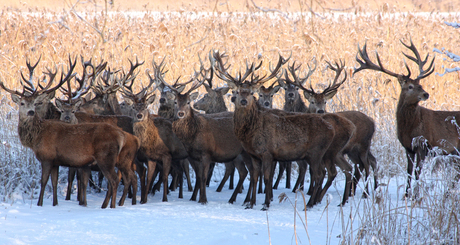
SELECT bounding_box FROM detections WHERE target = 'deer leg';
[405,151,416,197]
[347,152,363,197]
[66,167,76,201]
[257,167,264,194]
[273,161,285,190]
[248,157,261,209]
[198,157,211,204]
[228,155,248,204]
[368,152,378,191]
[206,162,215,187]
[242,153,255,206]
[161,156,172,202]
[78,167,90,206]
[182,159,193,192]
[176,161,184,199]
[141,160,156,204]
[189,159,201,202]
[285,161,292,189]
[96,171,104,193]
[293,160,307,193]
[229,164,235,190]
[261,156,275,210]
[50,165,59,206]
[217,162,232,192]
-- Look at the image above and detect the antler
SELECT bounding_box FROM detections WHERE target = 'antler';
[400,39,435,80]
[20,56,41,94]
[212,50,261,86]
[354,42,402,78]
[249,52,291,85]
[282,60,317,93]
[322,59,347,96]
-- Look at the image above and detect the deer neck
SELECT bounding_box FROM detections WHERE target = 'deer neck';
[233,101,260,141]
[18,115,44,149]
[158,104,176,120]
[172,108,200,144]
[284,98,308,113]
[396,97,422,146]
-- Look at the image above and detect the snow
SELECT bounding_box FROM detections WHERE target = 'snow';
[0,171,386,245]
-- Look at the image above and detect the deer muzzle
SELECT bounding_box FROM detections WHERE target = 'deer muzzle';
[240,99,248,106]
[177,111,185,118]
[27,110,35,117]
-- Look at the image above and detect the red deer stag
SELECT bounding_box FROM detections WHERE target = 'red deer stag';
[0,58,140,208]
[282,60,378,198]
[160,59,250,205]
[119,65,190,204]
[214,51,356,209]
[353,39,458,197]
[55,60,139,206]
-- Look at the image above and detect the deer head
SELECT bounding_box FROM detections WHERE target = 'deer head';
[213,50,290,109]
[283,60,345,114]
[354,39,434,105]
[1,56,77,120]
[257,81,281,109]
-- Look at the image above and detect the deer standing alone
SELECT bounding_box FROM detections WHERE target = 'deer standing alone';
[354,39,460,197]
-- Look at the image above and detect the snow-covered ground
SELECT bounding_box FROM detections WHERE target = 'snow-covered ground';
[0,169,393,245]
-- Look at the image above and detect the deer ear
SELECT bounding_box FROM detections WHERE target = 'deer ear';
[54,99,63,110]
[204,83,213,93]
[397,75,406,86]
[166,92,176,101]
[273,85,281,94]
[11,94,21,104]
[278,79,287,89]
[74,99,83,110]
[177,85,186,94]
[84,92,92,102]
[324,90,338,100]
[218,86,230,95]
[36,91,55,104]
[226,81,237,90]
[146,94,156,105]
[189,92,199,101]
[303,91,313,101]
[122,96,134,106]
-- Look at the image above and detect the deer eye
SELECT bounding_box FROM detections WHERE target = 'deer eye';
[408,84,414,90]
[311,102,315,104]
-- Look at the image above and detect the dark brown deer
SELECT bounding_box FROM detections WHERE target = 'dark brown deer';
[214,51,356,209]
[353,39,457,197]
[119,67,193,204]
[146,58,193,193]
[283,60,378,198]
[1,58,139,208]
[192,56,244,193]
[160,60,250,205]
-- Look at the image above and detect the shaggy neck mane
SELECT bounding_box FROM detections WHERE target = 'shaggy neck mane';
[284,97,307,113]
[18,115,43,149]
[233,101,260,141]
[173,109,201,143]
[158,104,176,120]
[396,96,421,144]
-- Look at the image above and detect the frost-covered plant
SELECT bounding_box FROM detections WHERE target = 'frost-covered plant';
[433,22,460,76]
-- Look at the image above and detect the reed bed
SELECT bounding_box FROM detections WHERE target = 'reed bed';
[0,3,459,243]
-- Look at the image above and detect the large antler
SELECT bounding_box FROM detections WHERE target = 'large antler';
[249,52,291,85]
[282,60,317,93]
[212,50,262,86]
[354,42,402,78]
[321,59,347,96]
[400,39,435,80]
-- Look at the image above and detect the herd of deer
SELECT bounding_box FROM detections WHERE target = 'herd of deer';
[2,39,460,210]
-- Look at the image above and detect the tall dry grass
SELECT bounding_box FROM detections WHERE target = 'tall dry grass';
[0,3,459,243]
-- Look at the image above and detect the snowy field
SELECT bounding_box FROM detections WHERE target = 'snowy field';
[0,169,399,245]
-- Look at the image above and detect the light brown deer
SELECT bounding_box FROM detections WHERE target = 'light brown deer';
[0,58,140,208]
[354,39,459,197]
[214,51,356,209]
[55,62,139,206]
[283,60,378,198]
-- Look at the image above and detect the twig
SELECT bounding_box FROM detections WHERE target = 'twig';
[186,28,210,49]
